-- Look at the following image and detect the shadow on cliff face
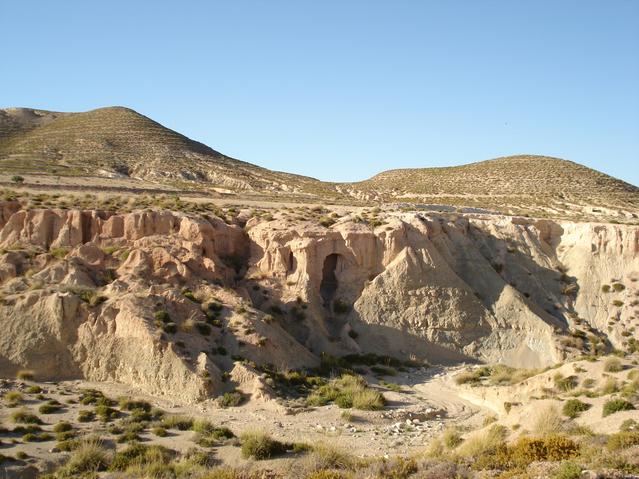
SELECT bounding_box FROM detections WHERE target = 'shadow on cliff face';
[327,217,587,365]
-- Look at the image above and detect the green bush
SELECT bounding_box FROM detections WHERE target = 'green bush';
[161,415,194,430]
[11,409,42,424]
[602,399,635,417]
[38,401,62,414]
[562,399,591,418]
[218,391,244,408]
[4,391,23,407]
[53,422,73,433]
[240,430,287,460]
[77,410,95,422]
[58,438,109,475]
[606,430,639,451]
[604,357,623,373]
[552,461,582,479]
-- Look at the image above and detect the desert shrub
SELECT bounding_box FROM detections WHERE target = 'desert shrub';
[162,415,194,430]
[117,431,141,443]
[604,357,623,373]
[58,437,109,475]
[22,431,52,442]
[154,310,171,323]
[4,391,23,407]
[39,401,62,414]
[240,430,287,460]
[551,461,582,479]
[305,442,356,471]
[454,371,478,385]
[194,321,212,335]
[456,424,507,458]
[352,389,385,410]
[151,426,167,437]
[11,409,42,424]
[195,425,235,447]
[49,247,69,259]
[620,418,638,431]
[218,391,244,408]
[16,370,34,381]
[25,385,42,394]
[554,373,578,392]
[442,426,462,449]
[56,430,76,442]
[182,288,199,302]
[606,430,639,451]
[562,399,591,418]
[109,442,173,471]
[602,398,635,417]
[511,435,579,464]
[77,410,95,422]
[95,404,119,422]
[118,397,152,412]
[53,422,73,433]
[600,377,619,395]
[307,374,385,411]
[533,405,565,434]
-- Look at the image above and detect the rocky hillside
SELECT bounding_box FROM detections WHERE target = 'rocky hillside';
[2,107,638,221]
[0,107,337,198]
[0,197,637,403]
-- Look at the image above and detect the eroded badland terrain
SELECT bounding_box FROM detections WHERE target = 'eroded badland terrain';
[0,107,638,479]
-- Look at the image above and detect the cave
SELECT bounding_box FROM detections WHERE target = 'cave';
[320,253,340,306]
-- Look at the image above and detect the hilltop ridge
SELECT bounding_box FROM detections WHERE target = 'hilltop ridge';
[1,106,638,221]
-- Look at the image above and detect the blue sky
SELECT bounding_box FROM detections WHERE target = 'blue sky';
[1,1,638,185]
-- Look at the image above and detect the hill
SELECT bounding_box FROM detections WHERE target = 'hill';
[0,106,336,198]
[1,106,637,220]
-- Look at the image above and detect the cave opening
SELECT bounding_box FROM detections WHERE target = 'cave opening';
[320,253,340,306]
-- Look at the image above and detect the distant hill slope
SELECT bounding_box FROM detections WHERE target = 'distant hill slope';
[0,106,334,197]
[1,106,637,219]
[357,155,637,196]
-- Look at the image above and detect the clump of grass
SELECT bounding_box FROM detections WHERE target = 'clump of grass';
[161,415,194,431]
[454,365,538,386]
[442,426,462,449]
[606,430,639,451]
[240,430,287,460]
[16,370,34,381]
[533,405,565,434]
[151,426,167,437]
[77,410,95,422]
[11,408,42,424]
[456,424,507,458]
[554,373,578,392]
[53,422,73,433]
[25,385,42,394]
[218,391,244,408]
[562,399,591,418]
[602,399,635,417]
[307,374,385,411]
[57,437,109,475]
[38,400,62,414]
[95,404,119,422]
[4,391,23,407]
[192,420,235,447]
[603,357,623,373]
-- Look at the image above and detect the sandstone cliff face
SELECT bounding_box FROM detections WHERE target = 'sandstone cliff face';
[0,203,637,402]
[247,213,638,368]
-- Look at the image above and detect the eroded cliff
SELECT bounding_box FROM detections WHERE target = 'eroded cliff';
[0,202,637,402]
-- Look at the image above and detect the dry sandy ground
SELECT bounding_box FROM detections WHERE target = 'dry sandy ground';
[0,365,488,474]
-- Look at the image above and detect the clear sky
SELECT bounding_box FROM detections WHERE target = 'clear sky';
[1,1,638,185]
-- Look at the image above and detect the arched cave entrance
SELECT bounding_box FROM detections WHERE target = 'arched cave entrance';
[320,253,340,306]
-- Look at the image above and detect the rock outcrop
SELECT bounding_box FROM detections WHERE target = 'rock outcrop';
[1,203,637,402]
